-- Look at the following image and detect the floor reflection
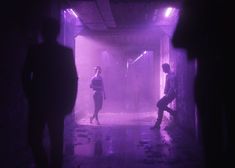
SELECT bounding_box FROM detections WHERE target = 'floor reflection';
[64,112,203,168]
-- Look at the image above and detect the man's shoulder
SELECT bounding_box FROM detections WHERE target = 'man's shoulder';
[28,43,73,57]
[51,44,73,59]
[28,44,42,51]
[56,44,72,53]
[169,72,176,77]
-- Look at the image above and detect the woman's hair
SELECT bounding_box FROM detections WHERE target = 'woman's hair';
[95,66,102,73]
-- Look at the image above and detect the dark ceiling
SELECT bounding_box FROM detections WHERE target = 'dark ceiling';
[66,0,181,49]
[67,0,181,30]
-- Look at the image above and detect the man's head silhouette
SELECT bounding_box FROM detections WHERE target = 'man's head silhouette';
[162,63,170,74]
[41,17,60,42]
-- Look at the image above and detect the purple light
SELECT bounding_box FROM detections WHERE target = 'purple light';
[70,9,78,18]
[66,8,78,18]
[165,7,173,17]
[132,51,147,64]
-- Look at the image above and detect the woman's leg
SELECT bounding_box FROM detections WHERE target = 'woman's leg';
[95,92,103,124]
[91,92,103,124]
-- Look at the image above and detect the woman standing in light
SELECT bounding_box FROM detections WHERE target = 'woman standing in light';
[90,66,106,125]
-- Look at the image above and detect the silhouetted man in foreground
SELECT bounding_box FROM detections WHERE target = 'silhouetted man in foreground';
[22,18,78,168]
[172,0,232,167]
[151,63,177,129]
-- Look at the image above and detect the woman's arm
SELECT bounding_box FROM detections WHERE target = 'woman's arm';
[102,79,106,99]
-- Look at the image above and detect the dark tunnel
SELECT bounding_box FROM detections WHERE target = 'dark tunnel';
[0,0,233,168]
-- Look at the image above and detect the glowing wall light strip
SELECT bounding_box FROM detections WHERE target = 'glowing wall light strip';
[66,8,78,18]
[132,51,147,64]
[165,7,173,17]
